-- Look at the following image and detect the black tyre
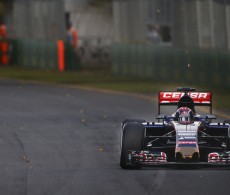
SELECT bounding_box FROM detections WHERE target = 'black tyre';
[226,127,230,151]
[120,122,145,169]
[122,119,146,128]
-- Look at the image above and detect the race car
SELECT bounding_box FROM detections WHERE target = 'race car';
[120,87,230,169]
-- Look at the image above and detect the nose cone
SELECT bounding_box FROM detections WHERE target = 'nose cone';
[176,146,199,161]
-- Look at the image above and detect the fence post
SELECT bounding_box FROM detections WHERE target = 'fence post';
[57,40,65,72]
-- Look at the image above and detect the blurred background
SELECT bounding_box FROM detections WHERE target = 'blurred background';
[0,0,230,89]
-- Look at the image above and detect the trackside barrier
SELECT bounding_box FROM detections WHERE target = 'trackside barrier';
[57,40,65,72]
[111,43,230,89]
[0,40,9,65]
[9,39,81,71]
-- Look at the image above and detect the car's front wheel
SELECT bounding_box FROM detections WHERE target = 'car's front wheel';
[120,122,145,169]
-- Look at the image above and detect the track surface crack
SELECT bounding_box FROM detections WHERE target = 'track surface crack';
[14,133,29,195]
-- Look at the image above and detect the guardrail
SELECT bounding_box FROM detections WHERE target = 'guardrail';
[111,43,230,89]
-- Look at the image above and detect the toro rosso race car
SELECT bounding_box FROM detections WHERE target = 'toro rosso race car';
[120,88,230,169]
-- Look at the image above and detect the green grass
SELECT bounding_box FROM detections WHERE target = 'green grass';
[0,66,229,112]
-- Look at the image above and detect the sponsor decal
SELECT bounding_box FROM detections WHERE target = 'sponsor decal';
[178,133,196,136]
[159,92,211,103]
[161,92,209,99]
[178,141,197,145]
[178,130,196,133]
[179,136,196,140]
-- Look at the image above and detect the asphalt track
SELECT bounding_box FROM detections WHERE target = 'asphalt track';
[0,79,229,195]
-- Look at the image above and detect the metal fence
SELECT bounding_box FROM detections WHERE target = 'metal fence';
[111,0,230,89]
[112,43,230,88]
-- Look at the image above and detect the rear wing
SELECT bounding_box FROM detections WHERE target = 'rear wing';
[158,90,212,114]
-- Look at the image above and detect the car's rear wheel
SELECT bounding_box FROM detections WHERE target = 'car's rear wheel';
[120,122,145,169]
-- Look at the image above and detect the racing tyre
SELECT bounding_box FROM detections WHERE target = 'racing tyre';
[122,119,146,128]
[226,127,230,151]
[120,122,145,169]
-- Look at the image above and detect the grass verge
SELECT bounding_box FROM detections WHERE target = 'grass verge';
[0,66,229,113]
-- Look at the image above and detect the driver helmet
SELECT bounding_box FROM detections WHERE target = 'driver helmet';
[175,107,194,124]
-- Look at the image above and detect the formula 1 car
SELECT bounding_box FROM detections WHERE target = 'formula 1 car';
[120,87,230,169]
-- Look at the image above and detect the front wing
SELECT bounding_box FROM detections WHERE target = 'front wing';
[126,150,230,167]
